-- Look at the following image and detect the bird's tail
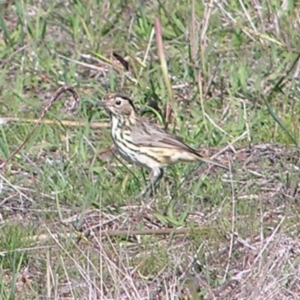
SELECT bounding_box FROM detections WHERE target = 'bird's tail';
[193,152,229,170]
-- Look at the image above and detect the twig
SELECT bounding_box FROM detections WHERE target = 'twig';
[0,85,79,170]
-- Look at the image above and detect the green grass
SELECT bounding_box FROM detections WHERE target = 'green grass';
[1,0,300,298]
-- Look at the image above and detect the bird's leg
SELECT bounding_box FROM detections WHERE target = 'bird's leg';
[136,167,164,199]
[149,167,164,195]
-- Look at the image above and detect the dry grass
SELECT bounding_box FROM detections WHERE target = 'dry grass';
[1,0,300,299]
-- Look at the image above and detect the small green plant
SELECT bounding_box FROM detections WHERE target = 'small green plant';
[0,224,33,270]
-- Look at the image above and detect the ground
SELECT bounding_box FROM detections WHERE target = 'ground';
[0,0,300,299]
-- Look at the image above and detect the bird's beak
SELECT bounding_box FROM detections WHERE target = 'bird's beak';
[88,101,107,113]
[97,101,107,108]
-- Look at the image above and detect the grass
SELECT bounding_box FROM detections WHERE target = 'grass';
[1,0,300,299]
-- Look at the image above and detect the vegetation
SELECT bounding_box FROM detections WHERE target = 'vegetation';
[0,0,300,298]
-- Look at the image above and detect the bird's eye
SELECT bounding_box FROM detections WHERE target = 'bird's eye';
[115,99,122,105]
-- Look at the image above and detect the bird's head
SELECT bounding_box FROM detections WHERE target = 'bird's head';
[98,94,137,120]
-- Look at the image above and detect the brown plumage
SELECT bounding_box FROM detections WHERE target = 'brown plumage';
[98,94,228,198]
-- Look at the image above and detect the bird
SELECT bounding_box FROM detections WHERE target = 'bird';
[98,93,228,198]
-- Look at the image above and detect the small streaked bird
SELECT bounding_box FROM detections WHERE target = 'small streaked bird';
[98,94,228,198]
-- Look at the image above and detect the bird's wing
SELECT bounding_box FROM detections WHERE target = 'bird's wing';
[131,120,229,170]
[131,120,198,152]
